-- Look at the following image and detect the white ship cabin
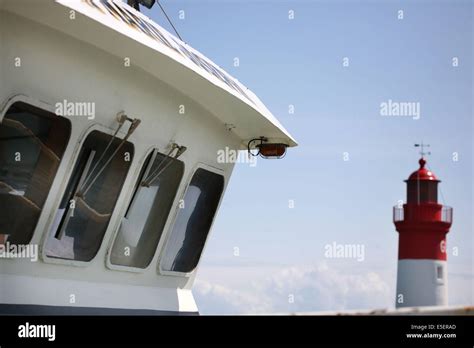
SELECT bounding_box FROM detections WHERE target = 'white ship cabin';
[0,0,296,314]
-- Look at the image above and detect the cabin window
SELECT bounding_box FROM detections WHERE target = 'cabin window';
[110,149,184,268]
[0,102,71,245]
[45,130,133,261]
[161,168,224,273]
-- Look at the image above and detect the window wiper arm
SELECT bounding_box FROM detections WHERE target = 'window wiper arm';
[142,143,186,187]
[78,114,140,198]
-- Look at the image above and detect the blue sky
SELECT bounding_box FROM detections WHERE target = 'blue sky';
[144,0,473,313]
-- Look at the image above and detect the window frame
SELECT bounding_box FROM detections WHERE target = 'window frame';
[0,94,72,247]
[435,263,445,285]
[157,162,225,277]
[105,147,185,273]
[41,123,135,267]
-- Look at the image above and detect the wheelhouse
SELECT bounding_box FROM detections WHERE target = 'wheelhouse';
[0,0,296,314]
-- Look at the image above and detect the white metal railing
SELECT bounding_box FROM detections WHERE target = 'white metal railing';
[393,205,452,224]
[393,206,404,222]
[441,206,453,223]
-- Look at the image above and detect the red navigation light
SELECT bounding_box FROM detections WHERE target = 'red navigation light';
[247,137,289,159]
[256,143,288,159]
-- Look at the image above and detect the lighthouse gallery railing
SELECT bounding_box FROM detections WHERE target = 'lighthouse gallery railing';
[393,205,452,224]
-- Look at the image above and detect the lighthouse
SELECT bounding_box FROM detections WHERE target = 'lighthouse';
[393,147,453,308]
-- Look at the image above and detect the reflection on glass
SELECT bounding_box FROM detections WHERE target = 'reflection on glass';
[110,150,184,268]
[45,130,133,261]
[162,168,224,273]
[0,102,70,245]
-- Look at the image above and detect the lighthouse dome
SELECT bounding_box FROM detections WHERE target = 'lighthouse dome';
[407,158,439,181]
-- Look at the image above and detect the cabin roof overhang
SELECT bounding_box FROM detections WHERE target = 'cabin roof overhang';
[0,0,297,148]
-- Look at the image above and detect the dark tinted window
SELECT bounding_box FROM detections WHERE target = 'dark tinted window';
[162,168,224,273]
[45,130,133,261]
[0,102,71,245]
[110,150,184,268]
[407,181,438,203]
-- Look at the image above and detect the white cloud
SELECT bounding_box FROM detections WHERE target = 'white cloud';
[194,262,393,314]
[194,279,273,314]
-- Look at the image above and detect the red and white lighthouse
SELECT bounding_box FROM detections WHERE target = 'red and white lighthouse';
[393,154,453,308]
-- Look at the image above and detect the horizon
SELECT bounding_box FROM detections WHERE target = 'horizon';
[143,0,474,314]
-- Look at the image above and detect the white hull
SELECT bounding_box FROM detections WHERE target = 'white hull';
[0,273,197,314]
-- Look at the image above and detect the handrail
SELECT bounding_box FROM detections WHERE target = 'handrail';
[393,205,452,224]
